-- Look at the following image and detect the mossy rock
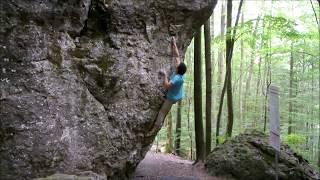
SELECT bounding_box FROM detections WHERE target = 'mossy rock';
[69,48,90,59]
[48,44,63,67]
[34,172,106,180]
[96,55,113,73]
[205,130,319,180]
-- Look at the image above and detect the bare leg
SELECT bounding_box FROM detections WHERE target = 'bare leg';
[146,99,174,136]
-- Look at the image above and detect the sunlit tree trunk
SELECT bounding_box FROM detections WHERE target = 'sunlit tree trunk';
[194,27,205,161]
[225,0,243,137]
[186,46,194,160]
[217,0,226,93]
[165,111,173,153]
[318,123,320,168]
[175,101,182,155]
[253,57,261,128]
[204,18,212,156]
[187,96,193,160]
[216,73,227,144]
[263,21,272,132]
[288,42,294,134]
[244,16,261,125]
[210,12,216,149]
[263,54,271,133]
[225,0,234,137]
[316,59,320,168]
[239,13,244,132]
[261,18,267,132]
[216,0,226,144]
[263,59,271,133]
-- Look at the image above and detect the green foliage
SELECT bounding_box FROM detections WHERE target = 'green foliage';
[264,15,301,39]
[217,136,226,144]
[283,134,305,147]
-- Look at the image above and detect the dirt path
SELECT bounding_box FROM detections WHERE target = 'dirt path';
[132,152,224,180]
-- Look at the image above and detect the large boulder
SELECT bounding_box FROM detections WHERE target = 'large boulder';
[205,131,319,180]
[0,0,217,179]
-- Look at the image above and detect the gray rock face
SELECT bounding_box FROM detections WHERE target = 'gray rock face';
[0,0,217,179]
[205,131,319,180]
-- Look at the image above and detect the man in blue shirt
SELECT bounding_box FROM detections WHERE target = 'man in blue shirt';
[147,37,187,136]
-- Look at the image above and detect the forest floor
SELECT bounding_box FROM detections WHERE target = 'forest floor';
[132,152,225,180]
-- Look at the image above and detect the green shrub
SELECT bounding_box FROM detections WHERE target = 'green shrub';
[217,135,226,144]
[283,134,305,147]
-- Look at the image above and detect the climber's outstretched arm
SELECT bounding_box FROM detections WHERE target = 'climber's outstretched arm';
[163,73,172,89]
[172,37,181,67]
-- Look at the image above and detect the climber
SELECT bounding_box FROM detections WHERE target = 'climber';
[147,37,187,136]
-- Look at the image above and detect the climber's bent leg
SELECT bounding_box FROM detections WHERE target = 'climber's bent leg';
[154,99,173,128]
[147,99,174,136]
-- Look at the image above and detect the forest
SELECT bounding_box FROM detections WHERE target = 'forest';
[153,0,320,170]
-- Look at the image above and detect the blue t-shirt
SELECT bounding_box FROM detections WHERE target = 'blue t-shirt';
[166,72,184,102]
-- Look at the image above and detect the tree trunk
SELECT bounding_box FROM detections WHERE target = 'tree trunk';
[210,12,216,149]
[165,111,173,153]
[288,43,294,134]
[216,73,227,144]
[186,47,194,160]
[225,0,234,138]
[187,96,193,159]
[316,54,320,168]
[204,19,212,156]
[215,0,226,144]
[217,0,243,139]
[194,27,205,161]
[217,0,226,94]
[175,101,182,155]
[263,57,271,133]
[264,22,272,132]
[318,123,320,168]
[244,16,261,123]
[239,13,244,132]
[253,57,261,128]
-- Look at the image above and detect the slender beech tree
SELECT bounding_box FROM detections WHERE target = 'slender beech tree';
[225,0,233,137]
[239,12,244,131]
[216,0,243,139]
[210,13,216,146]
[244,16,261,123]
[226,0,243,137]
[288,42,294,134]
[187,96,193,160]
[175,101,182,155]
[216,0,226,144]
[318,133,320,168]
[186,47,194,160]
[263,48,271,133]
[194,28,205,160]
[165,111,173,153]
[186,87,193,159]
[263,19,272,132]
[204,18,212,156]
[217,0,226,93]
[254,19,265,128]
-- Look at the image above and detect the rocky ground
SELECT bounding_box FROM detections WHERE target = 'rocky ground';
[132,152,223,180]
[35,152,223,180]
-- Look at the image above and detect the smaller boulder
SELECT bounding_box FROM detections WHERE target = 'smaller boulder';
[34,171,106,180]
[205,131,319,180]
